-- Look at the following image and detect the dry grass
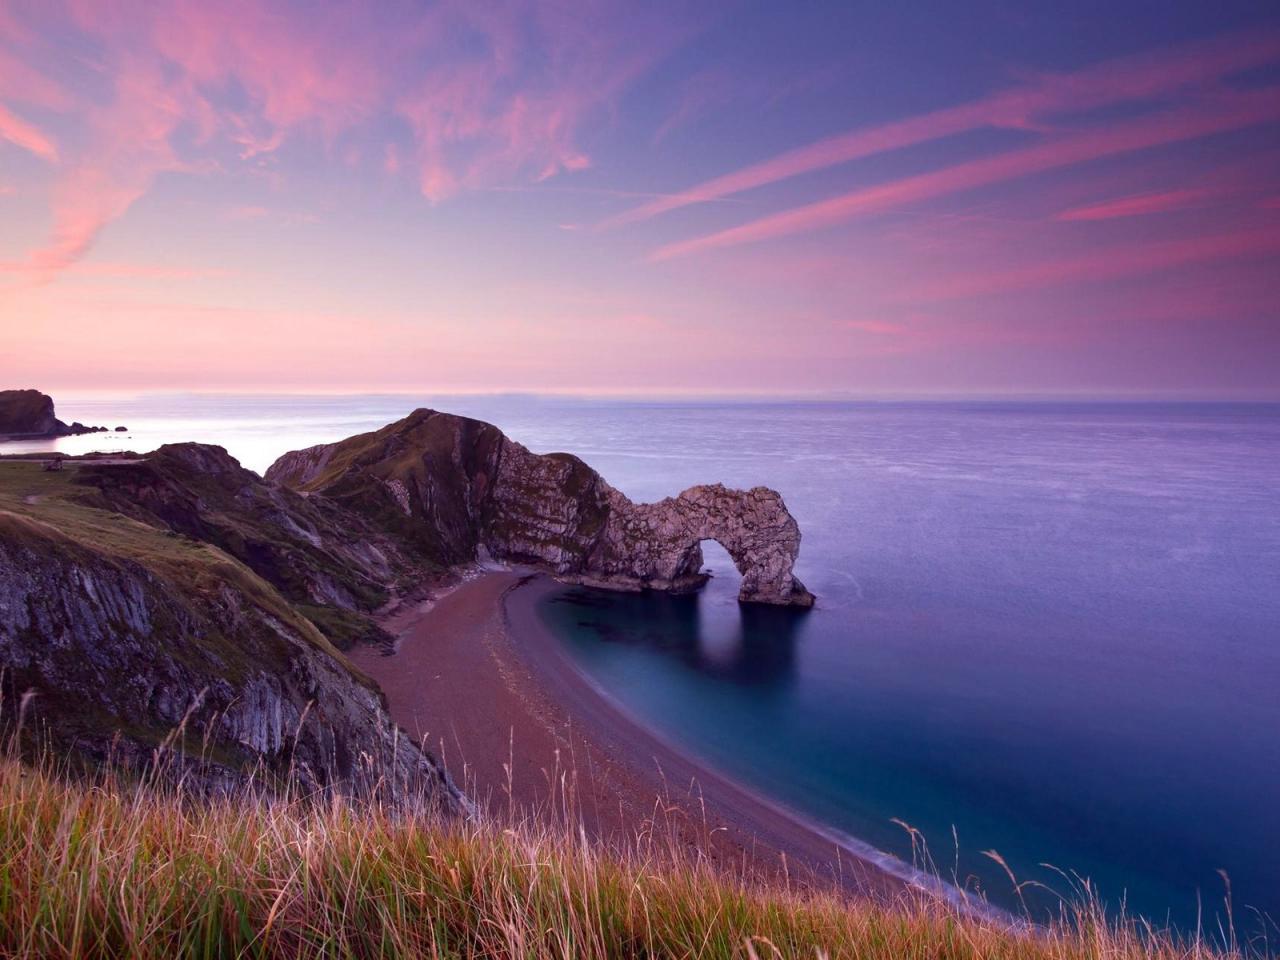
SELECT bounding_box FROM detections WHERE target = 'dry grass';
[0,746,1269,960]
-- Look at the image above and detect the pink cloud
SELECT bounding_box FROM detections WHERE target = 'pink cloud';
[0,43,73,112]
[649,86,1280,260]
[7,1,690,275]
[845,319,907,335]
[0,102,58,160]
[397,4,682,201]
[912,227,1280,301]
[15,48,191,282]
[1055,188,1209,221]
[830,312,1082,357]
[600,28,1280,230]
[1,260,232,280]
[73,262,234,280]
[0,27,71,161]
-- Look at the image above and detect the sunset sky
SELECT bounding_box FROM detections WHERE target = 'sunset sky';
[2,0,1278,396]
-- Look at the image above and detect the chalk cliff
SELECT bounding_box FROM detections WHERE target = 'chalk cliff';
[268,409,814,606]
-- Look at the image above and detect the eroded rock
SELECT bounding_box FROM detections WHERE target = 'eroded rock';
[268,409,814,606]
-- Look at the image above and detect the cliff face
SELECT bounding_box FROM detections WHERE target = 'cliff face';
[73,443,431,648]
[0,456,462,812]
[0,389,106,439]
[268,409,814,606]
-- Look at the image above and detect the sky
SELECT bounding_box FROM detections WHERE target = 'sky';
[1,0,1278,397]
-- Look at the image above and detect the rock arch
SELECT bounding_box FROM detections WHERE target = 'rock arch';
[269,410,816,607]
[578,484,815,607]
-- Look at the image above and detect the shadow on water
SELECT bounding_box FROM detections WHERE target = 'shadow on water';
[548,584,811,690]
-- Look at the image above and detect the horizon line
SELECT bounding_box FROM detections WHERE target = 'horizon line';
[32,386,1280,404]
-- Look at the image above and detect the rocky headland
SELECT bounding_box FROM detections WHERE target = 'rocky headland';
[0,389,109,440]
[267,408,814,607]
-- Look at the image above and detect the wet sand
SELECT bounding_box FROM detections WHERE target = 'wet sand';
[351,570,904,899]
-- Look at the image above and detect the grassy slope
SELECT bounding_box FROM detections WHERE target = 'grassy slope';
[282,412,453,494]
[70,449,412,648]
[0,461,370,686]
[0,754,1254,960]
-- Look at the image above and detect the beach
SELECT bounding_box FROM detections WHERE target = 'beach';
[350,570,903,900]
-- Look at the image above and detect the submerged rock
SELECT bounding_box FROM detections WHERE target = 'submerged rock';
[268,409,815,606]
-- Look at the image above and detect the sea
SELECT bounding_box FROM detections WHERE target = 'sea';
[11,392,1279,930]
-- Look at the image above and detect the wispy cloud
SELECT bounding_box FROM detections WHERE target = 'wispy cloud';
[1055,188,1210,221]
[0,102,57,161]
[600,28,1280,231]
[649,87,1280,259]
[845,319,907,335]
[0,0,693,278]
[910,227,1280,301]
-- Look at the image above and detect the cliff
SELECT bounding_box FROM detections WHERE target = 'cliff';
[0,456,462,812]
[72,443,434,649]
[0,405,810,805]
[0,389,107,439]
[267,409,814,606]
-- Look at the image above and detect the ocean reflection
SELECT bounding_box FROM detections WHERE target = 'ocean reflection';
[547,585,810,689]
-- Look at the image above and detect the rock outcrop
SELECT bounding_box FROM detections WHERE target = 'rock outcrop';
[0,389,108,439]
[0,457,463,812]
[268,409,814,607]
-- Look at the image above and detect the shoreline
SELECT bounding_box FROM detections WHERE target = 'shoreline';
[502,573,993,912]
[353,568,909,902]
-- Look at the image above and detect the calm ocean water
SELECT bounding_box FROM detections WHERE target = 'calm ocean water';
[16,393,1279,928]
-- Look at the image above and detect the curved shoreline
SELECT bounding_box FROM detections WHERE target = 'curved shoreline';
[355,569,933,904]
[501,573,1003,915]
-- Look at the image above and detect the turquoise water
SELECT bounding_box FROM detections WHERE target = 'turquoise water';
[19,394,1280,929]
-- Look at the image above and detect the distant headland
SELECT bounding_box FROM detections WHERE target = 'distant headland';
[0,388,114,440]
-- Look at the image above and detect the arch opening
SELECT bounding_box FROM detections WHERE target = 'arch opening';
[695,537,743,588]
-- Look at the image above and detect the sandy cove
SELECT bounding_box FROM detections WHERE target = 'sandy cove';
[350,570,905,900]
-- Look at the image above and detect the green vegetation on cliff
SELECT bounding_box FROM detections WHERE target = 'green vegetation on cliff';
[0,460,357,674]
